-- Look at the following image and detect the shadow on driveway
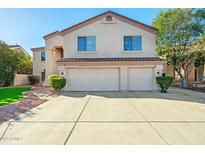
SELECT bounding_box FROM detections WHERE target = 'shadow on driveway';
[62,87,205,105]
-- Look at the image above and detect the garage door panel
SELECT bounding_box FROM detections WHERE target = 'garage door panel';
[128,68,154,91]
[67,68,120,91]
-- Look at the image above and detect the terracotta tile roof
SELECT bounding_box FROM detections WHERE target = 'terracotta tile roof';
[57,57,163,63]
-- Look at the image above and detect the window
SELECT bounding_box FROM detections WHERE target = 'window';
[78,36,96,52]
[41,51,45,61]
[124,36,142,51]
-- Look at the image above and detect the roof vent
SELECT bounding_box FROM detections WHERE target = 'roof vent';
[106,15,113,21]
[102,15,116,24]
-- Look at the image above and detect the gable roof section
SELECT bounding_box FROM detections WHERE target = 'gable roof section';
[44,10,158,40]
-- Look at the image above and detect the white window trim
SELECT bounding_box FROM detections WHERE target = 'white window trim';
[122,35,143,53]
[76,36,97,53]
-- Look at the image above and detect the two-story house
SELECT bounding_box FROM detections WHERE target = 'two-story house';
[31,11,164,91]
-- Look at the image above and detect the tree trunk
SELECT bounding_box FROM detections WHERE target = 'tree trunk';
[181,69,189,88]
[181,78,188,88]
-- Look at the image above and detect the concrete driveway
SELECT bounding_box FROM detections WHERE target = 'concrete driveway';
[1,88,205,144]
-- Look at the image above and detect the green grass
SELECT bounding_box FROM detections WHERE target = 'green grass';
[0,87,31,106]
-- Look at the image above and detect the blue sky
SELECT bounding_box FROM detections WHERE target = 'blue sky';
[0,8,165,56]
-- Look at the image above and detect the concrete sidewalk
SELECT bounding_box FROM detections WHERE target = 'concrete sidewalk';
[1,88,205,144]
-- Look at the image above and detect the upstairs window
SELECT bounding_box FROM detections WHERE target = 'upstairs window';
[78,36,96,52]
[124,36,142,51]
[41,51,45,61]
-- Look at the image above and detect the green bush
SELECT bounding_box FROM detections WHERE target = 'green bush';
[28,75,40,85]
[48,74,60,86]
[48,74,66,91]
[0,42,21,86]
[156,75,174,93]
[48,74,60,79]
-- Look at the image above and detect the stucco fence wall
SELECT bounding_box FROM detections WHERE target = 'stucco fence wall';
[14,74,29,86]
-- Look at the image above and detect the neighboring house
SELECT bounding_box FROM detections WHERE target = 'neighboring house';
[31,11,164,91]
[9,44,31,57]
[164,63,205,84]
[9,44,31,86]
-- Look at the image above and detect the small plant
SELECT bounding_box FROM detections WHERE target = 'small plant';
[156,75,174,93]
[48,74,66,91]
[28,75,40,85]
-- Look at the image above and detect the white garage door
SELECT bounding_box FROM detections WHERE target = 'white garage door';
[67,67,120,91]
[128,67,154,91]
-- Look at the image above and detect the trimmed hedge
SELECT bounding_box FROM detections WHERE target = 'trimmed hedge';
[156,75,174,93]
[48,74,66,91]
[28,75,40,85]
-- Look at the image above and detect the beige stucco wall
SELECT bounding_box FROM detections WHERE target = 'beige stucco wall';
[62,18,156,58]
[44,16,158,86]
[33,51,45,83]
[189,68,196,81]
[14,74,29,86]
[163,63,175,76]
[44,36,64,85]
[45,35,63,49]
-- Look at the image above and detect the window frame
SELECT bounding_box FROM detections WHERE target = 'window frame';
[41,51,45,61]
[77,36,97,53]
[123,35,142,52]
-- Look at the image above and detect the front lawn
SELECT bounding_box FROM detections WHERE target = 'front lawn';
[0,87,31,106]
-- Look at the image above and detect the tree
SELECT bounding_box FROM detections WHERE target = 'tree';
[15,49,32,74]
[0,41,21,86]
[153,9,205,88]
[0,41,33,87]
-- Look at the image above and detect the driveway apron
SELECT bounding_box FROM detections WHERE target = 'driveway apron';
[1,89,205,144]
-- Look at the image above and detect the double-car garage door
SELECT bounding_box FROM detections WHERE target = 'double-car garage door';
[67,68,120,91]
[66,67,154,91]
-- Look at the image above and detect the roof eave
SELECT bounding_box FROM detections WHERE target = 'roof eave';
[31,47,45,52]
[43,10,158,40]
[43,31,61,40]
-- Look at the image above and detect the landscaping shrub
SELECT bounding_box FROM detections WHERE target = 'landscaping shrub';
[48,74,66,91]
[156,75,174,93]
[28,75,40,85]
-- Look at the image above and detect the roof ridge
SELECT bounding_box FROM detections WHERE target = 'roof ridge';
[44,10,158,40]
[60,11,109,33]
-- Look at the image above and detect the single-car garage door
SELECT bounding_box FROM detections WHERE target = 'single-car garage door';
[128,67,154,91]
[67,67,120,91]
